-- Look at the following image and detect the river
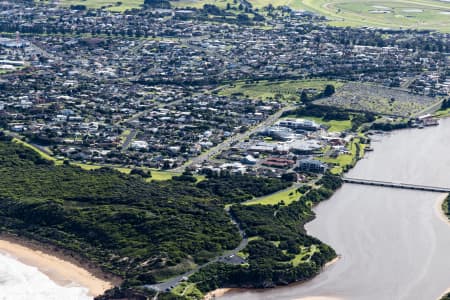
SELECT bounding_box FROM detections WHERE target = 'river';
[220,118,450,300]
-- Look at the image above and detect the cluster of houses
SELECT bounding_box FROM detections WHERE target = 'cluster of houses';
[0,0,448,91]
[0,0,448,177]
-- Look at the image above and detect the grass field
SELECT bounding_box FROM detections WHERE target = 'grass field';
[172,282,204,298]
[55,0,143,11]
[217,79,343,102]
[244,186,301,205]
[294,115,352,132]
[434,107,450,118]
[320,138,365,174]
[12,138,61,163]
[289,244,319,266]
[253,0,450,32]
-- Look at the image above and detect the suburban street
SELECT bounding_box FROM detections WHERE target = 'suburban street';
[174,104,296,172]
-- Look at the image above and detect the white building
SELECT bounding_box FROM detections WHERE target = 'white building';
[277,118,320,131]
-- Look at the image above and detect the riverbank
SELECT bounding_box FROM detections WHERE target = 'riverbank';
[206,256,342,299]
[436,193,450,300]
[0,234,119,297]
[436,194,450,226]
[211,118,450,300]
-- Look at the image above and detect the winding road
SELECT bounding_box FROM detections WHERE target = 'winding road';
[145,208,248,293]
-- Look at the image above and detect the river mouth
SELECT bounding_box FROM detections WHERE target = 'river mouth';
[219,118,450,300]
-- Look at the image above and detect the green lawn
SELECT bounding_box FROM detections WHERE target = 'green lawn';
[12,138,61,163]
[434,108,450,118]
[244,186,301,206]
[320,138,365,174]
[290,244,319,267]
[56,0,143,11]
[172,282,204,298]
[147,169,179,181]
[217,79,343,102]
[296,116,352,132]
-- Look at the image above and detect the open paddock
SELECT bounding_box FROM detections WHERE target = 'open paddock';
[314,82,440,117]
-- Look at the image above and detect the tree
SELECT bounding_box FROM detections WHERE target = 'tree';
[323,84,335,97]
[237,14,250,24]
[130,168,152,178]
[281,172,297,182]
[441,98,450,110]
[144,0,171,8]
[300,90,309,103]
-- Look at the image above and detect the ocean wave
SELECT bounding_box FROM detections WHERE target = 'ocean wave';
[0,252,92,300]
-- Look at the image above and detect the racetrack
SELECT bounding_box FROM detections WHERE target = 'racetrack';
[257,0,450,32]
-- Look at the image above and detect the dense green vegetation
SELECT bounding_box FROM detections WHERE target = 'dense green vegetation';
[197,174,291,203]
[436,98,450,118]
[0,136,307,295]
[0,138,242,285]
[188,174,341,293]
[0,135,344,299]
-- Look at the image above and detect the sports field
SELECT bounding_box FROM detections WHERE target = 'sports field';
[250,0,450,32]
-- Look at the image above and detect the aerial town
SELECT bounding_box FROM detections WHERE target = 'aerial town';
[1,0,450,299]
[0,0,448,180]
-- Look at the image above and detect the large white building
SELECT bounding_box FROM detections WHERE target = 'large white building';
[277,118,320,131]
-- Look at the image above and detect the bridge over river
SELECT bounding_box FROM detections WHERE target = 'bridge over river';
[343,177,450,193]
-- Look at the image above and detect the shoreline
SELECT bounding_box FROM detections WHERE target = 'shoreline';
[435,193,450,227]
[205,256,342,299]
[205,122,448,300]
[0,233,121,297]
[435,193,450,300]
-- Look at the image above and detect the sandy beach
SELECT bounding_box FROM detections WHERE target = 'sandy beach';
[0,235,119,297]
[204,288,232,299]
[205,255,342,299]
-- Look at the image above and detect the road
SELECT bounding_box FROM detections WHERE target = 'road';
[121,129,137,151]
[3,131,55,156]
[414,97,445,117]
[145,209,248,293]
[173,104,295,172]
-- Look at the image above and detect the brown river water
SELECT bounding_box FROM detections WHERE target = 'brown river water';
[219,118,450,300]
